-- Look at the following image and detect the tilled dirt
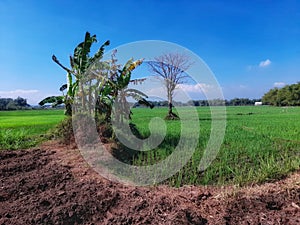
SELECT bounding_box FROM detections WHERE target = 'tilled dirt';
[0,142,299,225]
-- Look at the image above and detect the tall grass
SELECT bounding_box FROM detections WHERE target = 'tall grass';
[131,106,300,186]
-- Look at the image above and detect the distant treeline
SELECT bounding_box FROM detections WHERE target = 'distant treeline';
[134,98,262,107]
[262,82,300,106]
[0,97,31,110]
[3,84,299,111]
[189,98,262,106]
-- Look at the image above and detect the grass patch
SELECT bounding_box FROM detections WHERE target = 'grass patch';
[131,106,300,186]
[0,109,65,150]
[1,106,299,187]
[0,129,39,150]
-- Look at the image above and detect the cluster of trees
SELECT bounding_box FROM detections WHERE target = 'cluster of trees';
[225,98,262,106]
[262,82,300,106]
[134,98,262,108]
[187,98,262,106]
[0,97,30,110]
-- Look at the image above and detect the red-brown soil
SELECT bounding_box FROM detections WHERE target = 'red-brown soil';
[0,141,299,224]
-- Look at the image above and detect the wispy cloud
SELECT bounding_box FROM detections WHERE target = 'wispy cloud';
[0,89,50,105]
[141,83,215,102]
[0,89,39,95]
[145,86,166,98]
[273,82,286,88]
[259,59,271,68]
[177,83,213,94]
[247,59,272,70]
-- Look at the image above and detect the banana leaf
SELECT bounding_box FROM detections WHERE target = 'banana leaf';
[39,96,64,106]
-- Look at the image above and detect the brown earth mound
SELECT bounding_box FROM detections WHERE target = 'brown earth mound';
[0,142,299,224]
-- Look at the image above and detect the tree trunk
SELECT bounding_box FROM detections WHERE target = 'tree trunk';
[168,101,173,115]
[165,94,178,120]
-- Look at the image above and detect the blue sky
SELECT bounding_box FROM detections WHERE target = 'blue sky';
[0,0,299,104]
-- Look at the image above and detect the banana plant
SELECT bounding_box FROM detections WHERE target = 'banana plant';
[39,32,110,116]
[97,53,154,123]
[40,32,153,124]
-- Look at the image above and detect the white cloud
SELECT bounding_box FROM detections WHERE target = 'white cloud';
[177,83,212,94]
[0,89,39,95]
[259,59,271,68]
[175,83,220,101]
[129,77,221,102]
[273,82,286,88]
[247,59,272,71]
[0,89,53,105]
[145,86,166,98]
[134,83,215,103]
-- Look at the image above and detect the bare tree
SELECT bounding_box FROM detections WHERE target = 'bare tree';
[148,52,193,119]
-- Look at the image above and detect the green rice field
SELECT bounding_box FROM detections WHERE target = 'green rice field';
[131,106,300,186]
[0,106,299,186]
[0,109,65,150]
